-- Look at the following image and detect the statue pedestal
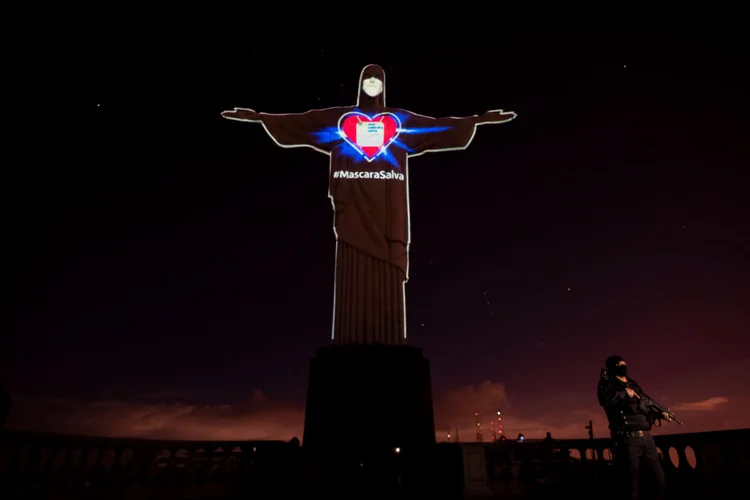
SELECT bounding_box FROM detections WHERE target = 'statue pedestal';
[303,344,435,453]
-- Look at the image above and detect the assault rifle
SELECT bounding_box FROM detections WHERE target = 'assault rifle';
[639,391,683,426]
[599,369,683,426]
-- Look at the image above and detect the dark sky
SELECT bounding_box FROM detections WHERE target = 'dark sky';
[6,19,749,440]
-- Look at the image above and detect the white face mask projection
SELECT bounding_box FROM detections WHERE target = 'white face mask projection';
[221,64,516,346]
[362,77,383,97]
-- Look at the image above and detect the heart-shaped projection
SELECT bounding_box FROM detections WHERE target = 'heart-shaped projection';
[338,112,401,161]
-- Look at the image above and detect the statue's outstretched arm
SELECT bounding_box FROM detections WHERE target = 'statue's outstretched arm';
[475,110,517,125]
[221,107,340,153]
[401,109,517,155]
[221,108,260,122]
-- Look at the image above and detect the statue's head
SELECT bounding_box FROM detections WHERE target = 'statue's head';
[358,64,385,108]
[362,76,383,97]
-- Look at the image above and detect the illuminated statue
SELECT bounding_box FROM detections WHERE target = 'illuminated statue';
[222,64,516,345]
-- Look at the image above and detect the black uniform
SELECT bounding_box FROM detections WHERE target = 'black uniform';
[598,366,666,499]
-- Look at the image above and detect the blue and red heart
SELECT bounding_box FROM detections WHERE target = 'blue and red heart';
[338,112,401,161]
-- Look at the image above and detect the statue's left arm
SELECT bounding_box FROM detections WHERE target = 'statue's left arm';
[221,107,342,154]
[401,110,516,156]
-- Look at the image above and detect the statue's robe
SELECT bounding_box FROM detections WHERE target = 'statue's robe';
[230,64,492,345]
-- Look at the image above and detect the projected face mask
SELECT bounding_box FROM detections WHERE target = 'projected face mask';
[362,77,383,97]
[614,364,628,377]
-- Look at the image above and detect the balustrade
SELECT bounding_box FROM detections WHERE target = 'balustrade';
[1,429,746,498]
[0,430,299,498]
[471,429,748,498]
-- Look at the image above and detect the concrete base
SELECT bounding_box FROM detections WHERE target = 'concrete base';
[303,344,436,456]
[461,443,493,496]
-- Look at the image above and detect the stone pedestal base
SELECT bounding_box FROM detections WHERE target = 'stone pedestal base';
[303,344,436,454]
[301,345,474,496]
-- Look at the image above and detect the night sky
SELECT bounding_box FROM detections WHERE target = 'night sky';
[6,20,749,441]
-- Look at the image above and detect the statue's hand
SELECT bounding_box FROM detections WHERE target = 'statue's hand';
[221,108,260,121]
[477,110,517,124]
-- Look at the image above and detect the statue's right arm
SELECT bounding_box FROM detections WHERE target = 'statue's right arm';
[221,108,260,122]
[221,106,340,151]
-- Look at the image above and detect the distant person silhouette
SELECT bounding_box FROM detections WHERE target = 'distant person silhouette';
[598,355,672,500]
[0,381,10,429]
[541,432,556,477]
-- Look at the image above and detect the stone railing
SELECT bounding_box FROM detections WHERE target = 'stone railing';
[2,428,747,498]
[460,428,749,499]
[0,430,302,499]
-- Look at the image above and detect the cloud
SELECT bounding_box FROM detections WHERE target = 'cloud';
[672,397,729,412]
[432,381,608,441]
[5,390,305,442]
[9,380,708,443]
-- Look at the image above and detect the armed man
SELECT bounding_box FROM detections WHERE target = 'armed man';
[598,356,674,500]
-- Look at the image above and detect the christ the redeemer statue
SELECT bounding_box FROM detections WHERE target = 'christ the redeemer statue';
[222,64,516,346]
